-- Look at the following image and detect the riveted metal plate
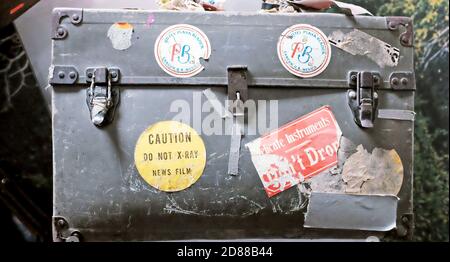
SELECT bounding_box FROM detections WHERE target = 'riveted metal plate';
[386,16,414,47]
[86,67,120,83]
[49,66,78,85]
[52,8,83,40]
[227,65,248,105]
[389,72,415,90]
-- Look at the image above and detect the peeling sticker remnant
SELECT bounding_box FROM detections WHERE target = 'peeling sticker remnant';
[299,136,355,194]
[342,145,404,195]
[134,121,206,192]
[154,24,211,78]
[301,142,404,196]
[304,192,399,231]
[107,22,134,50]
[145,13,155,28]
[246,106,342,197]
[328,29,400,68]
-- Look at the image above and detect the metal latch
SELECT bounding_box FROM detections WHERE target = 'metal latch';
[85,67,120,127]
[347,71,380,128]
[226,66,248,176]
[227,65,248,113]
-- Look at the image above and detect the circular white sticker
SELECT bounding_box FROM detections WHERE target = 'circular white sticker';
[277,24,331,78]
[154,24,211,78]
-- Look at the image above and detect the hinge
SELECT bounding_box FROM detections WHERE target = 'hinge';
[53,216,82,242]
[347,71,380,128]
[386,16,414,47]
[52,8,83,40]
[85,67,120,127]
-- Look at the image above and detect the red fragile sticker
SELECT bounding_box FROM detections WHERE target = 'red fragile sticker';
[246,106,342,197]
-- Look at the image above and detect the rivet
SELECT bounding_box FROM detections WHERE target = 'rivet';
[391,77,399,86]
[401,78,409,85]
[110,71,118,78]
[388,22,397,30]
[66,235,80,242]
[373,75,380,84]
[87,72,93,78]
[402,216,409,223]
[57,27,65,36]
[348,91,356,99]
[401,35,409,44]
[57,219,66,227]
[58,71,65,78]
[351,75,357,82]
[69,71,76,79]
[71,13,80,22]
[366,236,380,242]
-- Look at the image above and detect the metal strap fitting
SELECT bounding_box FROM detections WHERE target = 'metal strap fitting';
[53,216,82,242]
[227,66,248,176]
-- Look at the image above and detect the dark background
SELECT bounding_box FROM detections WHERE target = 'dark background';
[0,0,448,242]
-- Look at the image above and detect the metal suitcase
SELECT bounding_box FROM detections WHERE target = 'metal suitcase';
[50,8,415,241]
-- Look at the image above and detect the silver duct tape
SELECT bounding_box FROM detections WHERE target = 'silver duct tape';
[378,109,416,121]
[227,115,244,175]
[304,192,399,231]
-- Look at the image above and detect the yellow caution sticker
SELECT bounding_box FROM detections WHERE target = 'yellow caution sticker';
[134,121,206,192]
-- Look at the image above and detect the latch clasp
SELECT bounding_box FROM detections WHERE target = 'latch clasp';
[348,71,380,128]
[227,65,248,113]
[85,67,120,127]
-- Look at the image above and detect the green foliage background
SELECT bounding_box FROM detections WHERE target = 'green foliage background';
[351,0,449,241]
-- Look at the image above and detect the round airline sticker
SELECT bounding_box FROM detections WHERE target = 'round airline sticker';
[154,24,211,78]
[277,24,331,78]
[134,121,206,192]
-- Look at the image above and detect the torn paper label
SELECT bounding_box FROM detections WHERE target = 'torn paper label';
[154,24,211,78]
[342,145,404,195]
[304,192,399,231]
[246,106,342,197]
[328,29,400,68]
[107,22,134,50]
[301,141,404,196]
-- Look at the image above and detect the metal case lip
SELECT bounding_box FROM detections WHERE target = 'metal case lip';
[51,8,414,89]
